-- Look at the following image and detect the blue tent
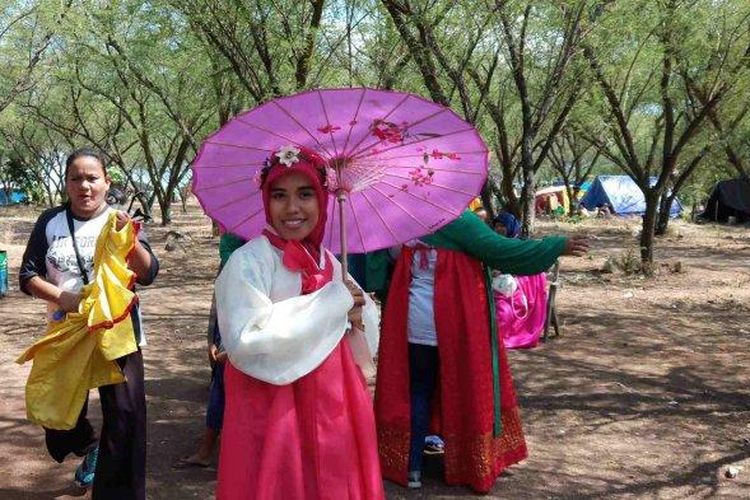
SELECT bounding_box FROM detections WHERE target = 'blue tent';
[580,175,682,217]
[0,189,28,206]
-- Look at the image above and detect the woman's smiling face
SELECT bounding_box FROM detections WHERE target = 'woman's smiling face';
[267,172,320,241]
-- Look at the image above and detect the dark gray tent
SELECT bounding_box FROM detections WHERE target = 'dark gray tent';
[701,178,750,222]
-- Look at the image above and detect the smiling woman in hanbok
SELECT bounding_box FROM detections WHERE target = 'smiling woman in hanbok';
[214,147,384,500]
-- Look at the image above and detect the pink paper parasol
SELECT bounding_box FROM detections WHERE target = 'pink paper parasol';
[191,87,488,268]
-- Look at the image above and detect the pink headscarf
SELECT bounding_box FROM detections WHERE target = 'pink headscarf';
[261,147,332,294]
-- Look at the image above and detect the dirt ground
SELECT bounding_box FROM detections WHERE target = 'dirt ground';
[1,199,749,499]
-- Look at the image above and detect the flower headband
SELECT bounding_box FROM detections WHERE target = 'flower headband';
[259,145,328,188]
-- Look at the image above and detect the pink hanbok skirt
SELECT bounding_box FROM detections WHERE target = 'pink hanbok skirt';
[494,273,548,349]
[216,340,385,500]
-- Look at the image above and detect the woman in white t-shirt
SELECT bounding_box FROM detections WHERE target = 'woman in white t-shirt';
[19,148,158,499]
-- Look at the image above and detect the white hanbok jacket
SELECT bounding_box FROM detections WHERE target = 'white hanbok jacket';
[215,236,379,385]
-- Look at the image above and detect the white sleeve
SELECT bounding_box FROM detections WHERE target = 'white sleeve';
[215,246,354,385]
[361,291,379,357]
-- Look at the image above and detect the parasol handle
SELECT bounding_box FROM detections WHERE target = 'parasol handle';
[336,189,348,280]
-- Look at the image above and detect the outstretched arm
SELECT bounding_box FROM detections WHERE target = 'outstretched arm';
[423,210,572,275]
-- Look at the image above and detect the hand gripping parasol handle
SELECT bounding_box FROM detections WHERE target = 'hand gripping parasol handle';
[336,188,349,279]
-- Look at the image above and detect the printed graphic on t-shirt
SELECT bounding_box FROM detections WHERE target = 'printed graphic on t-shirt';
[46,234,98,279]
[43,208,112,292]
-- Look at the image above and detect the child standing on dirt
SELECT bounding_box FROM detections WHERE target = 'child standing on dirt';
[173,232,245,469]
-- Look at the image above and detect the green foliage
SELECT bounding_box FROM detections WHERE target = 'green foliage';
[0,0,748,235]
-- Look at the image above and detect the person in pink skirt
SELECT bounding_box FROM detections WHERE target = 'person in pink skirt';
[213,146,384,499]
[492,211,548,349]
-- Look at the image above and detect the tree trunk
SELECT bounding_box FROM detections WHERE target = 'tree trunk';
[519,168,536,237]
[480,172,503,220]
[160,201,172,226]
[500,171,519,217]
[639,192,659,270]
[44,181,55,208]
[148,192,157,215]
[152,187,171,226]
[479,190,494,220]
[654,190,675,236]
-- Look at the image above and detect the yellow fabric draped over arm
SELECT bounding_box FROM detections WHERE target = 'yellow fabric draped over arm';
[16,212,140,430]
